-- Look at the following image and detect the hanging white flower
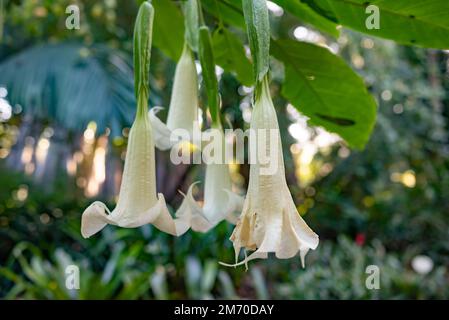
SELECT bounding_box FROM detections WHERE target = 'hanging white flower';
[221,77,319,269]
[178,126,244,232]
[81,2,197,239]
[81,94,192,238]
[150,44,200,150]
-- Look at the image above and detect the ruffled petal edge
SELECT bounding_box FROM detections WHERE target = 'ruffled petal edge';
[81,193,193,238]
[176,183,244,233]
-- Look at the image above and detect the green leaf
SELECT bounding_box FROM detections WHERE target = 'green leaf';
[184,0,199,52]
[301,0,337,22]
[272,0,339,38]
[152,0,185,60]
[242,0,270,82]
[133,1,154,99]
[271,39,377,149]
[199,26,219,124]
[212,27,253,86]
[305,0,449,49]
[201,0,246,29]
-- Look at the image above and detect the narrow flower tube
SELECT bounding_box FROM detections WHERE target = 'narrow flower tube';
[221,77,319,268]
[81,94,192,238]
[150,44,200,150]
[178,126,244,232]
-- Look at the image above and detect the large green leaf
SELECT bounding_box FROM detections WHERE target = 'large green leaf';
[272,0,339,38]
[271,39,377,149]
[304,0,449,49]
[0,43,138,136]
[201,0,246,29]
[212,27,253,86]
[152,0,184,60]
[202,0,339,39]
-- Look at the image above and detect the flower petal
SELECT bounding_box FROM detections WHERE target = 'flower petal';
[81,201,116,238]
[286,193,319,250]
[81,194,193,237]
[151,193,191,236]
[223,189,244,224]
[178,183,214,232]
[177,182,244,233]
[300,248,310,269]
[219,251,268,271]
[149,108,179,150]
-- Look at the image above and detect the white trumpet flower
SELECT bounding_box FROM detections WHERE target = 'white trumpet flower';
[81,96,191,238]
[179,126,244,232]
[222,78,319,269]
[150,44,200,150]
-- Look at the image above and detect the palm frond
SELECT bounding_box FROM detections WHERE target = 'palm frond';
[0,42,140,136]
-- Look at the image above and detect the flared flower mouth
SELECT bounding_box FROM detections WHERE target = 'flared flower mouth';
[178,166,243,233]
[150,44,200,151]
[221,77,319,269]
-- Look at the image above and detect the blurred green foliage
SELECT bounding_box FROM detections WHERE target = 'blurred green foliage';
[0,0,448,299]
[1,167,447,299]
